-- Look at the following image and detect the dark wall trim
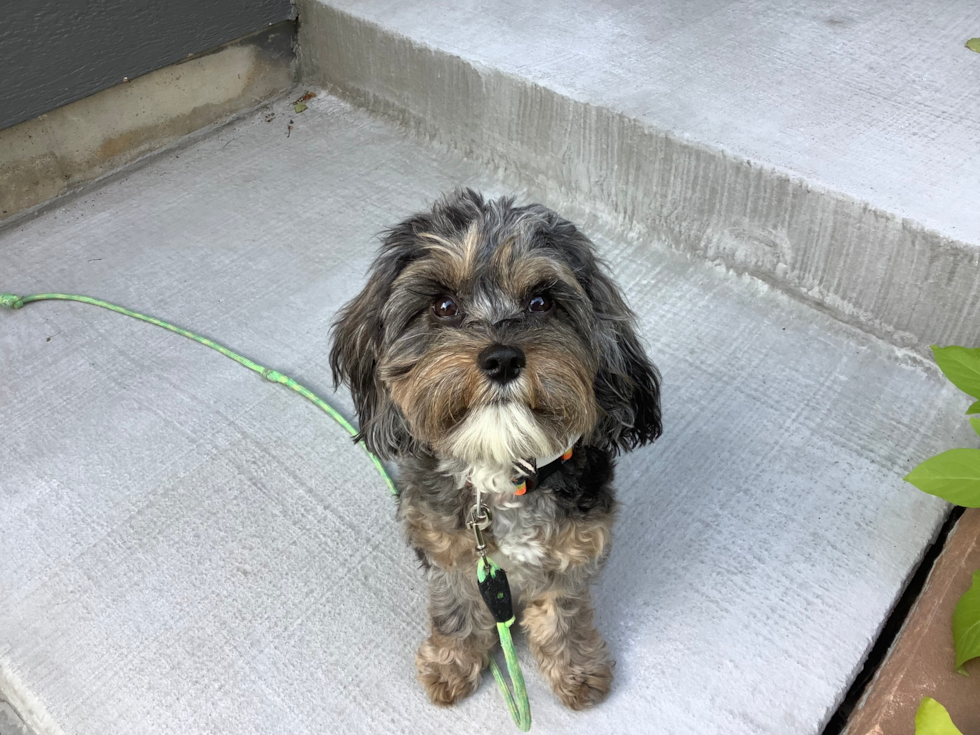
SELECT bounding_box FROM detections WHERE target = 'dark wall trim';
[0,0,295,131]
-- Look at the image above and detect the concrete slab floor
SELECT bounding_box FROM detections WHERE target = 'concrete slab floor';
[0,93,972,735]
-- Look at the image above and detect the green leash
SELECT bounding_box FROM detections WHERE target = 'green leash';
[489,622,532,731]
[0,292,396,495]
[479,556,532,731]
[1,291,531,730]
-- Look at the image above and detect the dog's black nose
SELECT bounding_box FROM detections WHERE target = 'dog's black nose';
[478,344,526,384]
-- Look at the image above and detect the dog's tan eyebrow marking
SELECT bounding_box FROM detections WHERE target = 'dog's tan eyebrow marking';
[393,256,462,293]
[417,231,458,255]
[418,222,479,266]
[415,222,483,286]
[460,220,481,275]
[490,235,517,271]
[507,254,586,297]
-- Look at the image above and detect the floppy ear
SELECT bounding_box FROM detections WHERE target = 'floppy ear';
[331,190,488,457]
[329,222,421,459]
[528,208,661,453]
[589,268,662,452]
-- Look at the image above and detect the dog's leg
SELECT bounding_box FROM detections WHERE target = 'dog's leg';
[522,587,613,710]
[416,565,496,706]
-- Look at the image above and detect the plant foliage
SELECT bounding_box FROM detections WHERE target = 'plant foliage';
[953,571,980,674]
[904,346,980,676]
[905,449,980,507]
[914,698,963,735]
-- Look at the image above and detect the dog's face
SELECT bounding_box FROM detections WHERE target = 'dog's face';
[331,190,661,466]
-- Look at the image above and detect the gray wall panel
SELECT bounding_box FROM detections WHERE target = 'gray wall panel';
[0,0,294,130]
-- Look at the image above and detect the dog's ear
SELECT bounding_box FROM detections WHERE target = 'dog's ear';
[528,209,661,453]
[331,189,487,457]
[329,221,421,459]
[588,268,662,453]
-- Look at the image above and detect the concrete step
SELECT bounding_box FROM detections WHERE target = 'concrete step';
[0,93,970,735]
[298,0,980,356]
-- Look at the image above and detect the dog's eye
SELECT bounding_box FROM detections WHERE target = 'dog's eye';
[432,296,460,318]
[527,293,553,313]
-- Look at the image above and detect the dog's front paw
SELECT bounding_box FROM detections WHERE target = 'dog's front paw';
[415,636,483,707]
[524,591,614,710]
[552,662,613,710]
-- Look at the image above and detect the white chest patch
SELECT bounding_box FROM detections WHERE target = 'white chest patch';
[488,493,552,569]
[462,462,518,496]
[436,429,579,572]
[439,462,550,568]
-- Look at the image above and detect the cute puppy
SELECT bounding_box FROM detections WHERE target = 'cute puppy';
[330,190,661,710]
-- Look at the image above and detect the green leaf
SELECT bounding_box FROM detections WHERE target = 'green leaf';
[967,400,980,415]
[953,570,980,673]
[971,418,980,437]
[931,346,980,400]
[915,698,963,735]
[967,38,980,53]
[904,448,980,507]
[293,102,308,113]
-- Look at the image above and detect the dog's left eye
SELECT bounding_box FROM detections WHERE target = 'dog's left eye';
[527,293,553,313]
[432,296,460,318]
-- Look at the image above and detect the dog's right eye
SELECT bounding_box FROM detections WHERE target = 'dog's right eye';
[432,296,460,318]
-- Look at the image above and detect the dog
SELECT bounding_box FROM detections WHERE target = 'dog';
[330,190,661,710]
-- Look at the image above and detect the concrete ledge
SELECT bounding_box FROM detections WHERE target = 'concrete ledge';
[0,698,35,735]
[0,23,295,224]
[297,2,980,355]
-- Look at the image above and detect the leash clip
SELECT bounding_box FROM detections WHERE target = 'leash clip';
[466,503,493,557]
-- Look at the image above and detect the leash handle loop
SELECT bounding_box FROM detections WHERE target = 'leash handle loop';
[488,617,532,732]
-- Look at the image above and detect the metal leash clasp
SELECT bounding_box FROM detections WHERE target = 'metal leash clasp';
[466,503,493,557]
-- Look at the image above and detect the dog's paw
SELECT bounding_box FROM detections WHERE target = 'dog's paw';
[415,637,483,707]
[552,662,613,710]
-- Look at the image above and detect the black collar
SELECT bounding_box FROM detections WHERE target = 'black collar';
[512,447,574,495]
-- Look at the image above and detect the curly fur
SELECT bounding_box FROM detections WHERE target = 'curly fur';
[331,190,661,709]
